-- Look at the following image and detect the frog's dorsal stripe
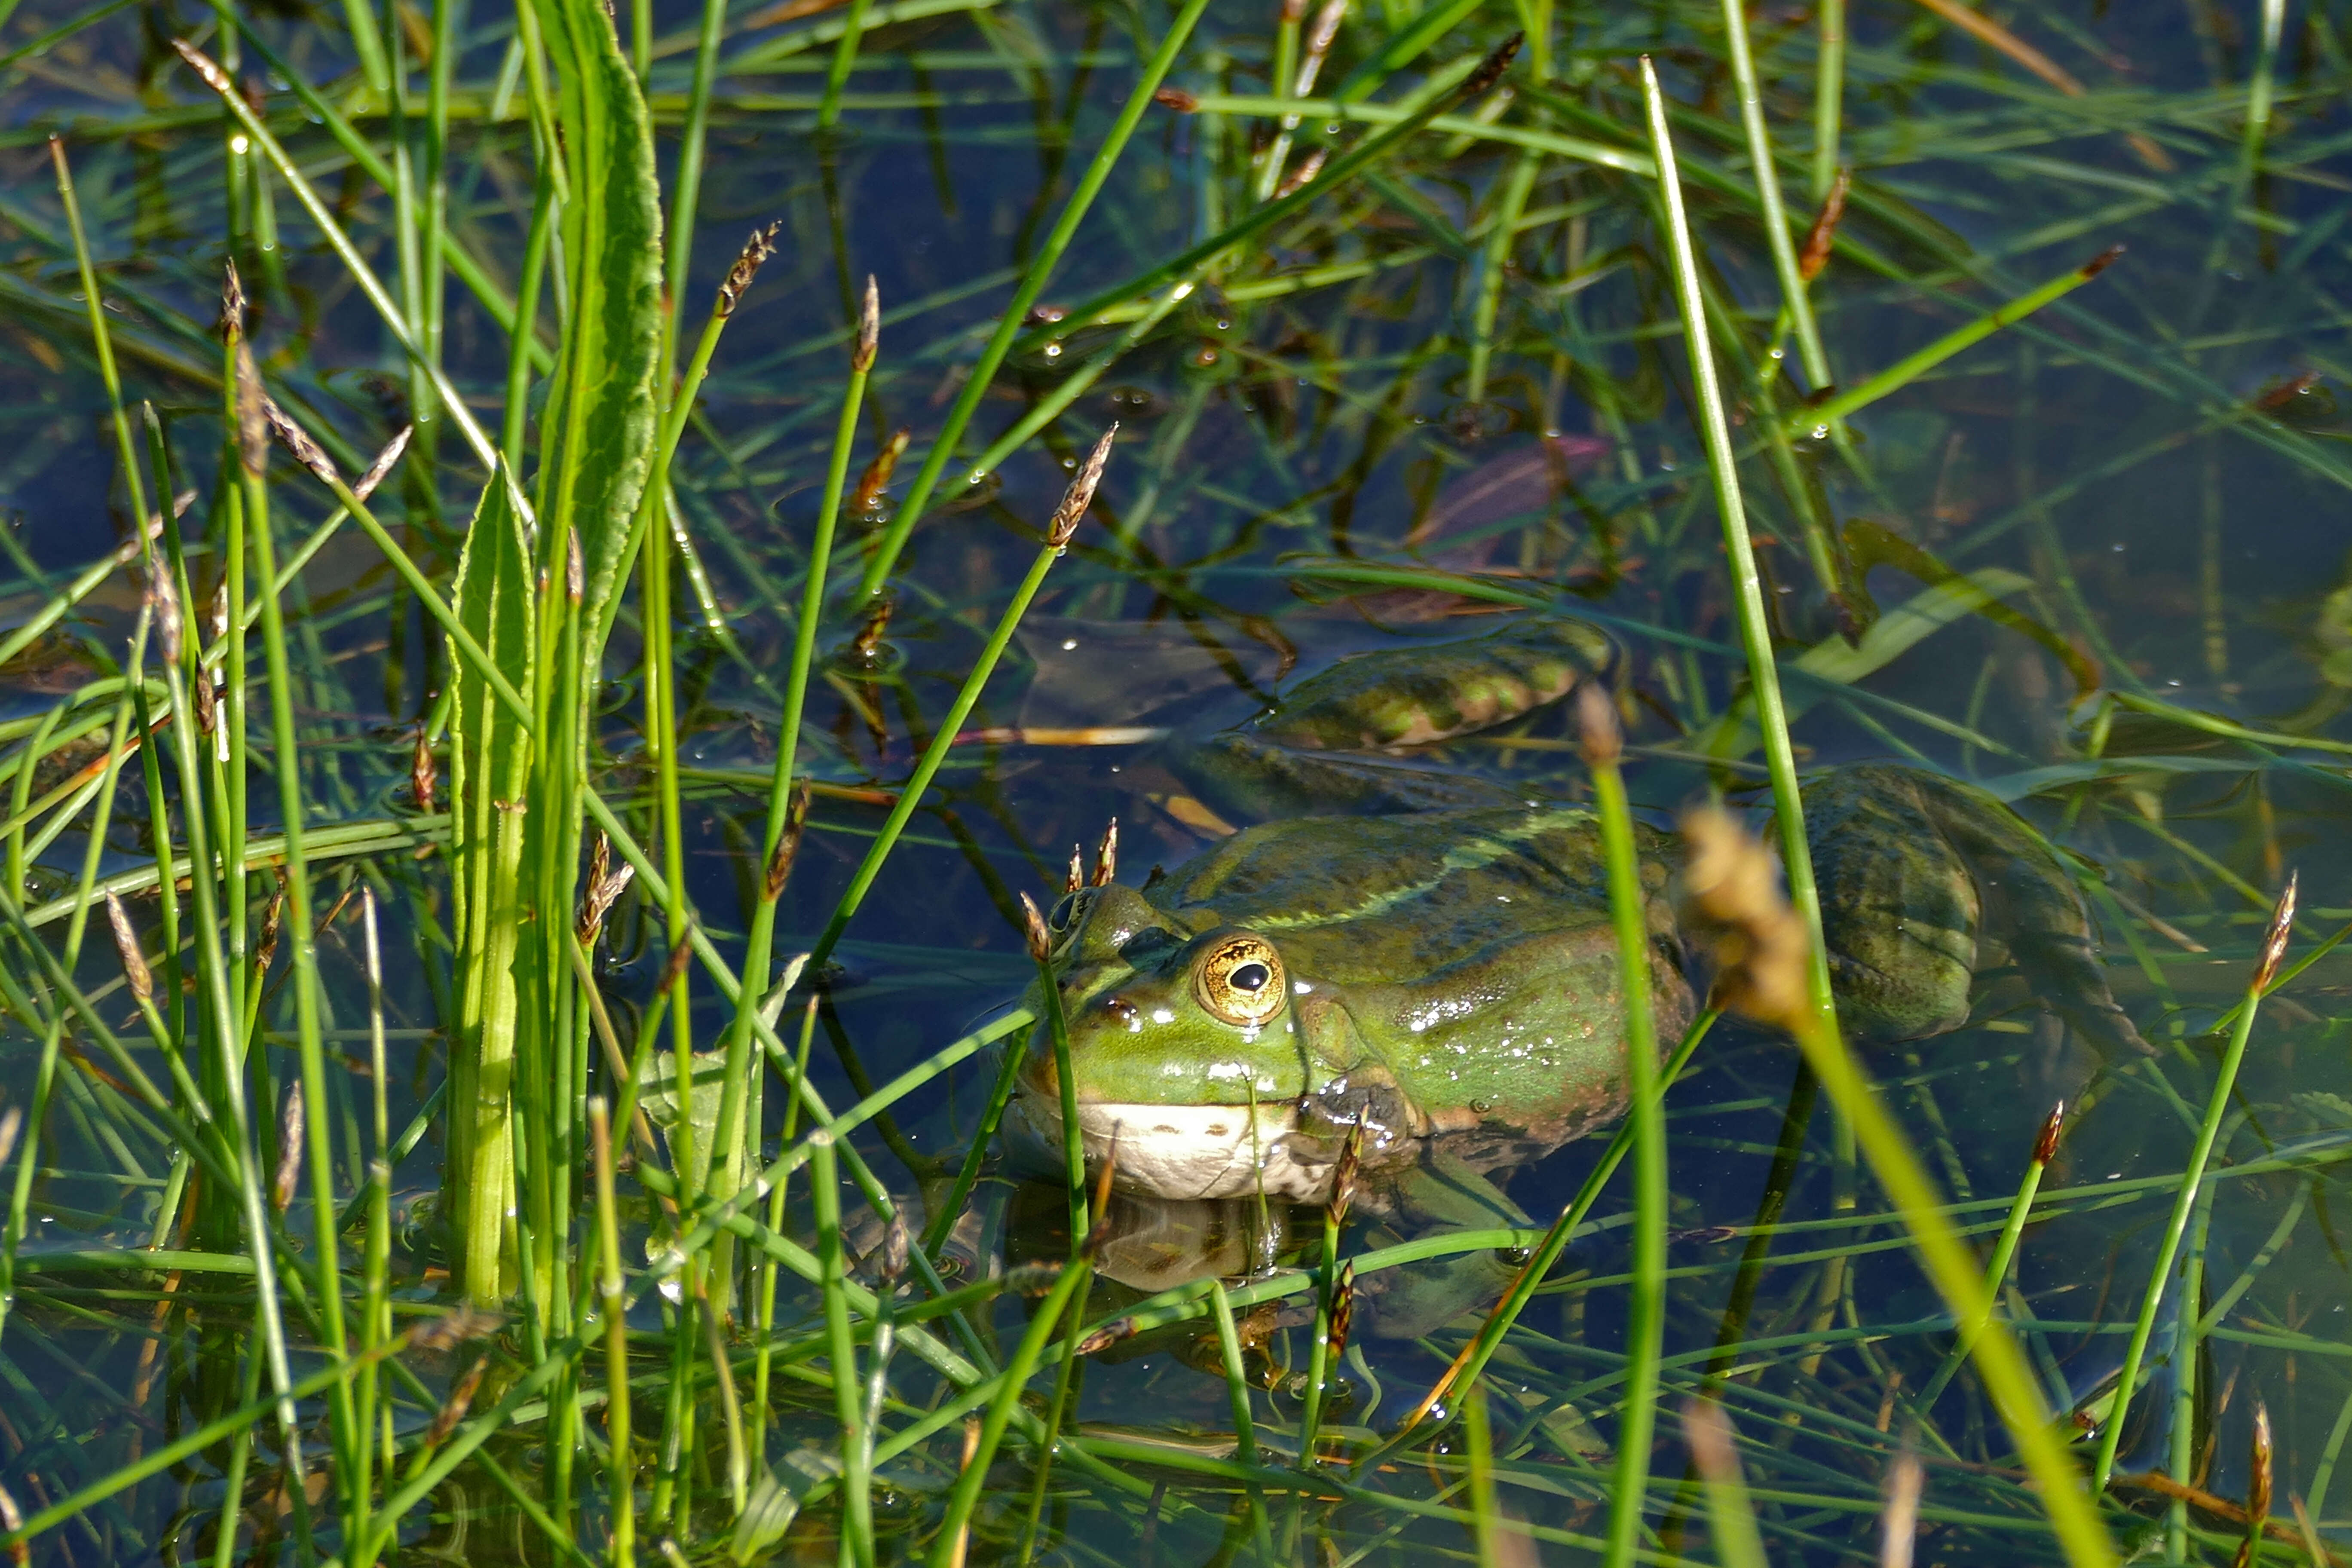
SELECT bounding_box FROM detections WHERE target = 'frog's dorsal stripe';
[1238,807,1597,933]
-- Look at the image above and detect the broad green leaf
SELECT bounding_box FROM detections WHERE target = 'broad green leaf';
[527,0,663,655]
[447,460,536,1307]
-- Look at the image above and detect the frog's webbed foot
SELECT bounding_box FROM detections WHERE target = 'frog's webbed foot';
[1803,764,2150,1057]
[1356,1148,1530,1341]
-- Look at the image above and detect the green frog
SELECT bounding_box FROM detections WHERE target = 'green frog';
[1003,613,2144,1226]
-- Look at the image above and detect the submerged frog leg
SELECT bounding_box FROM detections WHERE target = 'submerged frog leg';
[1803,764,2149,1057]
[1356,1146,1530,1341]
[1798,766,1979,1044]
[1893,766,2153,1058]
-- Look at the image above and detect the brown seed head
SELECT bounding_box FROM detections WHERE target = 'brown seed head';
[576,859,633,940]
[1678,808,1812,1034]
[271,1080,304,1213]
[850,428,911,516]
[426,1353,492,1446]
[1328,1120,1364,1226]
[0,1110,22,1175]
[1021,891,1053,965]
[256,873,286,977]
[1274,147,1329,199]
[1327,1261,1356,1363]
[1066,845,1084,895]
[2253,872,2297,992]
[232,339,269,478]
[2033,1100,2066,1167]
[354,426,413,505]
[1575,683,1621,769]
[262,398,337,489]
[411,728,438,815]
[1152,84,1198,112]
[193,667,218,735]
[170,36,238,99]
[854,274,880,373]
[565,527,584,606]
[107,893,152,1004]
[2079,243,2125,280]
[1798,167,1850,283]
[1048,425,1117,550]
[763,781,810,900]
[1091,818,1118,885]
[657,928,696,998]
[219,258,248,343]
[146,557,183,667]
[1458,31,1523,103]
[2248,1400,2273,1522]
[716,220,782,318]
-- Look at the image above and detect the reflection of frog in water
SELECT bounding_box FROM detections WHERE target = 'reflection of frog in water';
[1000,613,2144,1335]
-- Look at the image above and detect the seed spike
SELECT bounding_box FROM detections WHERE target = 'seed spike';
[657,925,696,998]
[2033,1101,2066,1167]
[1798,167,1850,283]
[271,1081,304,1213]
[231,340,268,479]
[879,1210,910,1288]
[260,398,337,489]
[2253,872,2297,992]
[354,426,413,503]
[218,257,248,341]
[715,220,782,318]
[106,893,152,1004]
[1457,30,1522,103]
[411,727,438,815]
[1575,683,1621,768]
[1091,818,1118,886]
[0,1111,21,1174]
[763,781,811,900]
[1327,1261,1356,1364]
[1678,808,1812,1034]
[854,274,880,373]
[1047,425,1117,550]
[1020,891,1052,965]
[1065,845,1084,895]
[146,556,183,667]
[1329,1120,1364,1226]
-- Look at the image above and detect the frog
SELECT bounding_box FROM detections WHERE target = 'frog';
[1000,612,2145,1239]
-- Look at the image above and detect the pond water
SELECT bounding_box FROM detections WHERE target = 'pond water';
[4,0,2352,1561]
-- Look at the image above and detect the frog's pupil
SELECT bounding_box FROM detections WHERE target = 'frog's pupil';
[1229,962,1271,993]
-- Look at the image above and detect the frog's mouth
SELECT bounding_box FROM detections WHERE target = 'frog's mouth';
[1003,1087,1335,1204]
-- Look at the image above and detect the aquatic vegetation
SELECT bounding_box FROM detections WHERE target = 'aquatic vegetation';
[0,0,2350,1562]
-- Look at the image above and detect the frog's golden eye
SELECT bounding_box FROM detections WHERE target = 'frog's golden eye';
[1193,934,1286,1027]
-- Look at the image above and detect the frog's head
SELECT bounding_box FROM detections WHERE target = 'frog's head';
[1008,885,1333,1199]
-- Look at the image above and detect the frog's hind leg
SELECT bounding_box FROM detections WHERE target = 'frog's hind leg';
[1803,765,2150,1054]
[1901,770,2153,1058]
[1800,769,1980,1044]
